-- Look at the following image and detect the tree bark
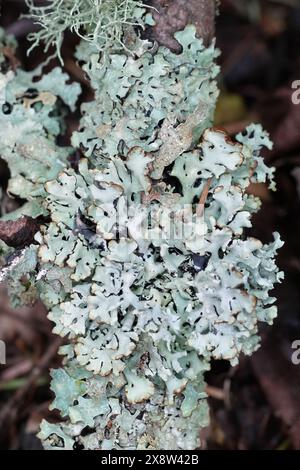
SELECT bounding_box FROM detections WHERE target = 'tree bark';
[146,0,216,51]
[0,216,39,248]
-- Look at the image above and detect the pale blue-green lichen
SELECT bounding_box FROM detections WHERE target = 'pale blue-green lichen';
[0,24,283,450]
[0,31,81,217]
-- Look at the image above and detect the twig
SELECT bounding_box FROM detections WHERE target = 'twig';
[205,384,225,401]
[0,359,33,382]
[197,177,212,216]
[2,46,20,71]
[0,336,63,430]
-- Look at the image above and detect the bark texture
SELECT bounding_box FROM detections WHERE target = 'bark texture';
[0,216,39,248]
[146,0,216,51]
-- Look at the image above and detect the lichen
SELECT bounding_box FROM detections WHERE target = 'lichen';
[0,21,283,451]
[0,31,81,218]
[25,0,147,63]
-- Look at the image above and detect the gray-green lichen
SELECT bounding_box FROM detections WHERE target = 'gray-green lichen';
[0,30,81,219]
[25,0,147,63]
[0,23,283,450]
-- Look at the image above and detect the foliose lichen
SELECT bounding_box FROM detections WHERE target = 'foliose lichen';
[0,18,283,451]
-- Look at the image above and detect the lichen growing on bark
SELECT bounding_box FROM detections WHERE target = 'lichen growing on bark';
[0,7,283,451]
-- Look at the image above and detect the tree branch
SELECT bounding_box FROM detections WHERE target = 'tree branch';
[146,0,216,51]
[0,216,39,248]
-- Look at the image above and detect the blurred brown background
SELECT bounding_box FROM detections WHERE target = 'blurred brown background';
[1,0,300,450]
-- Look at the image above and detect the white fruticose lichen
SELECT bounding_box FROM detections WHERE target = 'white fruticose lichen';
[25,0,147,63]
[0,21,283,450]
